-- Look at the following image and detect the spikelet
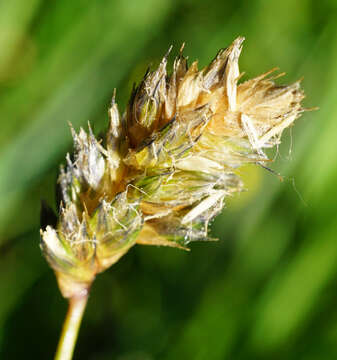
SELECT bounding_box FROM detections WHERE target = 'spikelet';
[40,37,305,298]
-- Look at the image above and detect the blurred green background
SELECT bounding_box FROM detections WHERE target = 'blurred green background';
[0,0,336,359]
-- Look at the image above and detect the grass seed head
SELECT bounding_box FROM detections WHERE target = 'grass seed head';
[40,37,306,298]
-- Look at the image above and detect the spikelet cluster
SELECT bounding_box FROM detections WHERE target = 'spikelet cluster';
[40,37,305,298]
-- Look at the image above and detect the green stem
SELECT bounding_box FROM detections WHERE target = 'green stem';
[54,293,89,360]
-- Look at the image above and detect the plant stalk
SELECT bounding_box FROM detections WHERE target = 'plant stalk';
[55,293,89,360]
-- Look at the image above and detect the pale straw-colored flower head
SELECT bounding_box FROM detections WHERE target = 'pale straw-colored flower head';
[40,37,305,298]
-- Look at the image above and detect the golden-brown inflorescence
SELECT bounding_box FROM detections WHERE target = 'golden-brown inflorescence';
[40,37,305,298]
